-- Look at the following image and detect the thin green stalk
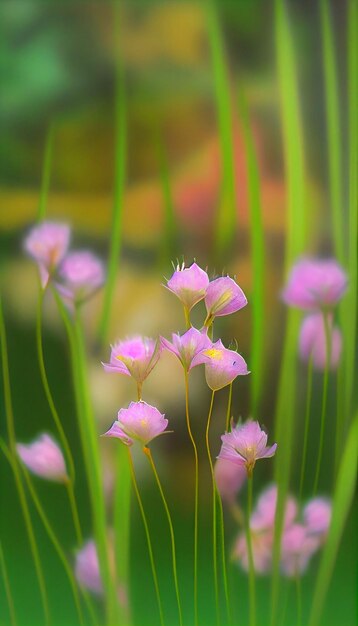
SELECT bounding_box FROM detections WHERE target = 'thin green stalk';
[183,370,199,626]
[207,1,237,259]
[313,312,331,493]
[127,448,165,626]
[144,447,183,626]
[320,0,344,264]
[14,456,85,626]
[295,574,302,626]
[237,87,265,417]
[157,130,177,266]
[114,444,131,624]
[245,475,256,626]
[216,492,232,626]
[184,306,191,331]
[0,297,51,626]
[271,0,306,619]
[308,415,358,626]
[0,542,17,626]
[97,1,126,346]
[298,355,313,501]
[65,482,83,546]
[225,383,233,433]
[205,390,220,625]
[72,311,118,624]
[36,289,76,483]
[37,122,54,222]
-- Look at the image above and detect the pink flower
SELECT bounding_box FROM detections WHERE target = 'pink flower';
[102,336,160,383]
[160,327,211,371]
[218,420,277,476]
[75,539,103,595]
[199,339,249,391]
[299,313,342,370]
[205,276,247,322]
[250,485,297,532]
[24,221,70,287]
[102,401,169,446]
[233,530,273,575]
[165,262,209,311]
[214,457,247,505]
[280,524,320,577]
[58,251,104,304]
[282,258,347,311]
[74,538,127,608]
[16,434,68,483]
[303,498,331,537]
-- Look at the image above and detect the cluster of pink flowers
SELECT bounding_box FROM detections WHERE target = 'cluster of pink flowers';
[282,258,347,370]
[24,220,104,305]
[102,262,251,445]
[233,485,331,578]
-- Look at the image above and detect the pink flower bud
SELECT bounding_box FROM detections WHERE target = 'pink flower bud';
[17,434,68,483]
[282,258,347,311]
[299,313,342,370]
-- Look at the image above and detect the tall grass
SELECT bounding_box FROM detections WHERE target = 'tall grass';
[207,2,237,259]
[271,0,306,623]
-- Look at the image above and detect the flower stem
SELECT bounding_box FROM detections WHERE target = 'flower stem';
[299,355,313,502]
[225,383,233,432]
[0,297,51,626]
[295,574,302,626]
[217,491,232,625]
[127,448,165,626]
[18,459,85,626]
[137,382,142,401]
[183,370,199,626]
[144,447,183,626]
[246,474,256,626]
[313,311,331,493]
[184,306,191,330]
[65,481,83,546]
[0,541,17,626]
[205,390,220,625]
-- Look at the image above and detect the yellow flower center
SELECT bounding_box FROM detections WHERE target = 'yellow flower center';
[204,348,223,360]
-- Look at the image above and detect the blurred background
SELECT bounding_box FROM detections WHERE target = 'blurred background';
[0,2,356,625]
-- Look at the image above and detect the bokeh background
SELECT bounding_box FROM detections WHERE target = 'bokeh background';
[0,2,356,626]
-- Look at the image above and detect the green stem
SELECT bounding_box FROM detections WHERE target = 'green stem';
[184,306,191,330]
[216,492,232,625]
[184,370,199,626]
[114,444,131,625]
[246,475,256,626]
[205,390,220,625]
[144,447,183,626]
[313,312,331,493]
[295,574,302,626]
[18,461,85,626]
[97,1,126,346]
[127,448,165,626]
[225,383,233,432]
[0,297,51,626]
[36,289,76,483]
[66,481,83,546]
[298,355,313,501]
[37,122,54,222]
[72,310,118,624]
[0,541,17,626]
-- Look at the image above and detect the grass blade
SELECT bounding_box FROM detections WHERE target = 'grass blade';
[207,2,237,260]
[237,87,265,416]
[114,444,131,623]
[320,0,344,263]
[0,296,50,625]
[308,415,358,626]
[0,542,17,626]
[271,0,306,622]
[97,1,126,346]
[37,122,54,222]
